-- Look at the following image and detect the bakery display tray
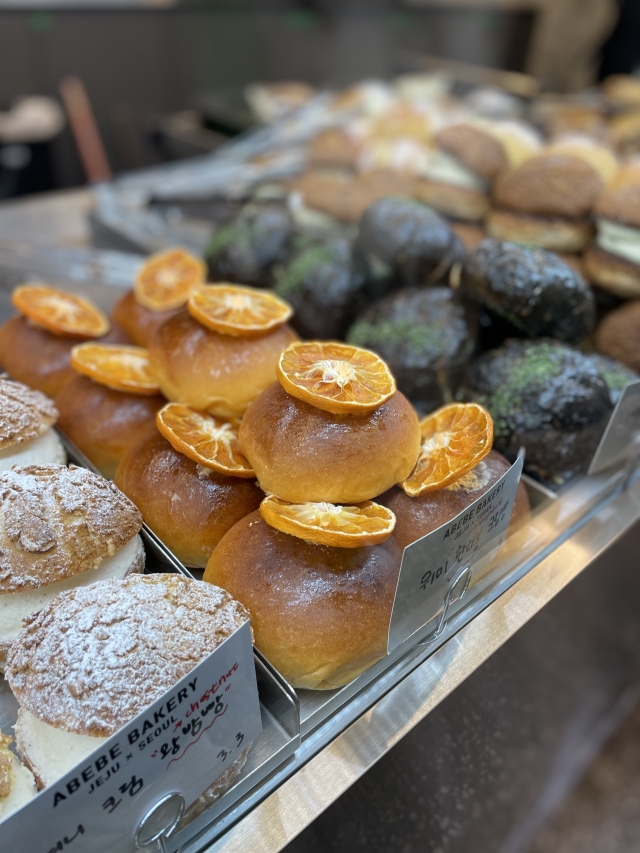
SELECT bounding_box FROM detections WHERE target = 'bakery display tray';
[0,242,636,851]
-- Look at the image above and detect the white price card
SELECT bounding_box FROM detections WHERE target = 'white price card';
[388,454,524,652]
[2,621,262,853]
[588,379,640,475]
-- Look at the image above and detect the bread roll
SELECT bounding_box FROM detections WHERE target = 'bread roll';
[112,289,179,347]
[239,382,421,503]
[380,451,530,550]
[0,316,130,398]
[204,512,402,689]
[115,433,263,567]
[148,310,298,419]
[55,374,163,478]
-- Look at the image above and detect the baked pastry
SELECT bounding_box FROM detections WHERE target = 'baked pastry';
[460,239,595,344]
[112,290,180,347]
[355,197,464,289]
[239,342,421,503]
[0,735,36,820]
[588,353,638,405]
[0,285,130,398]
[204,510,403,689]
[275,237,368,339]
[415,120,539,222]
[0,377,66,470]
[246,81,316,123]
[347,287,477,413]
[204,204,294,288]
[308,128,362,169]
[380,450,530,550]
[6,574,249,792]
[149,285,298,419]
[55,345,164,479]
[0,464,144,666]
[115,433,263,567]
[488,139,617,253]
[461,339,614,484]
[584,184,640,297]
[595,299,640,371]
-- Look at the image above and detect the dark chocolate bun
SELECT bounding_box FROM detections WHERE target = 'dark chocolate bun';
[55,375,163,478]
[380,450,530,550]
[461,339,613,484]
[461,239,595,345]
[112,290,179,347]
[0,316,131,399]
[203,511,403,689]
[115,433,263,567]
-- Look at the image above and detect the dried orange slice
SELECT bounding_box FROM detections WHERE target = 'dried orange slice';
[401,403,493,497]
[260,495,396,547]
[12,284,110,338]
[187,284,293,337]
[70,343,160,395]
[277,341,396,415]
[156,402,254,477]
[134,248,206,312]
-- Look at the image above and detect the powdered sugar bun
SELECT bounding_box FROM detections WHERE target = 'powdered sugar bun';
[0,464,142,594]
[0,377,58,450]
[6,573,250,738]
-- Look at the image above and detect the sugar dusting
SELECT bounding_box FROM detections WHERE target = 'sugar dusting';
[0,465,142,593]
[0,377,58,451]
[6,574,251,737]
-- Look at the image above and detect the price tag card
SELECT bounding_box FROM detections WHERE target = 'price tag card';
[2,621,262,853]
[588,379,640,475]
[388,454,524,652]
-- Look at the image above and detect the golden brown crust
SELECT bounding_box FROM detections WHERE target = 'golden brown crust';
[0,378,58,450]
[308,129,361,168]
[0,464,142,594]
[6,574,250,737]
[435,124,507,180]
[204,512,402,689]
[291,170,417,223]
[0,316,131,399]
[595,299,640,371]
[380,451,530,550]
[595,184,640,229]
[149,310,298,419]
[115,434,263,567]
[239,382,421,503]
[414,178,490,223]
[55,375,164,479]
[493,154,604,218]
[486,208,594,252]
[112,290,179,348]
[584,245,640,297]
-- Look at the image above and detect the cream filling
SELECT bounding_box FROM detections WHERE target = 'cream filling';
[0,753,37,818]
[597,218,640,265]
[0,428,66,472]
[423,150,488,192]
[15,708,107,788]
[0,534,143,649]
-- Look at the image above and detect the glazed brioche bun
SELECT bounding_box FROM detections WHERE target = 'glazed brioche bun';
[204,511,402,689]
[0,316,131,398]
[149,310,298,419]
[112,289,179,347]
[486,209,594,253]
[115,433,263,567]
[55,375,164,478]
[380,451,530,551]
[239,382,421,503]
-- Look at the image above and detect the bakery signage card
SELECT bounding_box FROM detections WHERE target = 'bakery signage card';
[388,453,524,652]
[1,620,262,853]
[588,379,640,475]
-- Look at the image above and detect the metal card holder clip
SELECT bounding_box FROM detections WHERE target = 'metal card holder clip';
[134,792,185,853]
[419,564,473,646]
